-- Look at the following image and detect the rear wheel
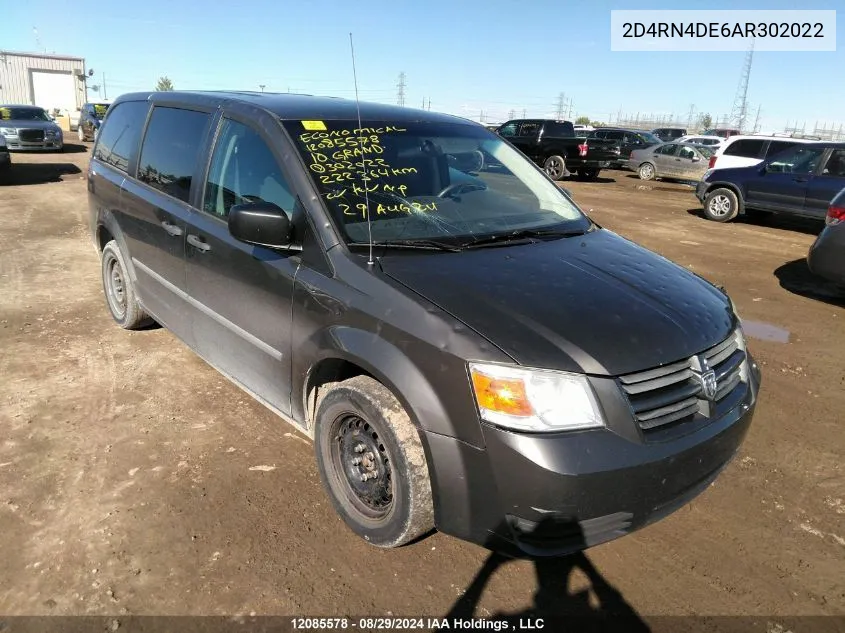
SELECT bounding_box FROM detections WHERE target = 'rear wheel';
[703,188,740,222]
[77,126,84,142]
[638,162,656,180]
[314,376,434,548]
[101,240,152,329]
[543,155,568,181]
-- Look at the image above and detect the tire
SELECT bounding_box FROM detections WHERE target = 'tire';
[93,127,99,143]
[703,187,740,222]
[543,155,568,181]
[77,126,85,142]
[314,375,434,548]
[101,240,152,329]
[638,162,656,180]
[578,167,600,181]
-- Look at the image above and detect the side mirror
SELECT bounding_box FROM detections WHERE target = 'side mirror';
[691,155,701,162]
[228,201,291,249]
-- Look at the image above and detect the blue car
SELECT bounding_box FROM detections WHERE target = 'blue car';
[696,142,845,223]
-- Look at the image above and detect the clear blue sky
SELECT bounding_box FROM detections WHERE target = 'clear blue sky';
[3,0,842,131]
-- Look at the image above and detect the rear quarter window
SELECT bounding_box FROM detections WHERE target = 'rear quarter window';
[723,139,765,158]
[765,140,798,158]
[93,101,150,172]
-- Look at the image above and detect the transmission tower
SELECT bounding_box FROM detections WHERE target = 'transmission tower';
[730,40,754,132]
[555,93,565,119]
[396,72,406,107]
[508,109,516,120]
[752,104,762,134]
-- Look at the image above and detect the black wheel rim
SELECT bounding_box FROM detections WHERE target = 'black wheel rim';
[329,413,393,520]
[105,254,127,318]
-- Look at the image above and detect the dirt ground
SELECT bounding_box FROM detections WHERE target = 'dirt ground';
[0,139,843,622]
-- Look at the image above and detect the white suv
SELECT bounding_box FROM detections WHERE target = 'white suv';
[677,135,724,148]
[708,135,817,171]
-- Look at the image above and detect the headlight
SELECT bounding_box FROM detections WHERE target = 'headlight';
[46,128,60,136]
[468,362,605,432]
[0,127,15,135]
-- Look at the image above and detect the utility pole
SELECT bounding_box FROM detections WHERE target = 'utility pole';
[259,84,266,93]
[396,72,406,107]
[522,108,526,118]
[427,98,431,111]
[730,40,754,132]
[566,98,574,119]
[555,92,565,119]
[687,104,696,129]
[102,73,107,100]
[508,109,516,120]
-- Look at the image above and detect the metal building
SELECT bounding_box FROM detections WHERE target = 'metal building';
[0,50,87,114]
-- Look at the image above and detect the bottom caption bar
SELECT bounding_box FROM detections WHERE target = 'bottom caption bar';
[0,616,844,633]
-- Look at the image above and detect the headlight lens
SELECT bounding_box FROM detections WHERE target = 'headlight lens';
[468,362,605,432]
[46,128,60,136]
[0,127,16,135]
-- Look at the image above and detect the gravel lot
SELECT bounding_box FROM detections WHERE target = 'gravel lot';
[1,138,843,623]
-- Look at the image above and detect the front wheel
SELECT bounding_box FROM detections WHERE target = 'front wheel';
[77,126,85,142]
[543,155,569,181]
[703,188,740,222]
[314,376,434,548]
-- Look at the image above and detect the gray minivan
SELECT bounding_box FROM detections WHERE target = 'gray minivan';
[88,91,761,556]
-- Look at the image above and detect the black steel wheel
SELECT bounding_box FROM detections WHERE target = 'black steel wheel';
[100,240,153,329]
[314,376,434,548]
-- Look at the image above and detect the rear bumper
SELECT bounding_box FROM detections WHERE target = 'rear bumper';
[427,356,761,557]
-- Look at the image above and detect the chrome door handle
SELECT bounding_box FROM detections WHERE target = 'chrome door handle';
[187,234,211,252]
[161,221,183,236]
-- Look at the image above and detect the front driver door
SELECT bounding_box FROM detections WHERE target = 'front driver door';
[745,145,826,214]
[184,113,300,415]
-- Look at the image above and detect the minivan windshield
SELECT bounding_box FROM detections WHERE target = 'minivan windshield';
[283,120,589,245]
[0,106,51,122]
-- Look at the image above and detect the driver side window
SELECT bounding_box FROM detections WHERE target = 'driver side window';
[203,118,295,218]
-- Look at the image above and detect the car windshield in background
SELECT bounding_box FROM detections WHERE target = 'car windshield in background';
[0,106,51,121]
[282,120,588,245]
[695,146,715,158]
[93,104,110,119]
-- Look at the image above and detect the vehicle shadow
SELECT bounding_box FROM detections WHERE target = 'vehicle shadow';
[444,518,650,632]
[774,258,845,307]
[60,142,89,154]
[685,208,824,236]
[567,176,616,184]
[0,162,82,186]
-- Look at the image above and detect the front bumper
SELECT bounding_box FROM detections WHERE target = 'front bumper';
[695,180,708,202]
[807,225,845,286]
[0,151,9,168]
[2,134,63,151]
[427,356,761,557]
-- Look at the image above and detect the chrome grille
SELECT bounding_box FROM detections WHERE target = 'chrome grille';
[19,129,45,142]
[619,330,748,432]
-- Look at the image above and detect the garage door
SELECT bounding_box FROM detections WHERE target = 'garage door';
[31,71,76,113]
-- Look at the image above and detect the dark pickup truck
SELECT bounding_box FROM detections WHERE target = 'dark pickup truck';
[495,119,621,181]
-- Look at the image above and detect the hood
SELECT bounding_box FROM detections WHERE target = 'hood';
[379,229,735,376]
[1,119,60,131]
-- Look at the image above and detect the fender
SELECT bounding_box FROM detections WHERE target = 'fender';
[299,325,485,447]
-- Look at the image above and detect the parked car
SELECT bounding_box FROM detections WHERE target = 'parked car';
[707,135,816,172]
[696,142,845,222]
[701,128,741,139]
[807,187,845,287]
[630,142,715,182]
[589,128,662,169]
[677,135,724,148]
[495,119,620,180]
[77,102,111,142]
[652,127,687,142]
[88,90,761,556]
[0,134,10,170]
[0,104,64,151]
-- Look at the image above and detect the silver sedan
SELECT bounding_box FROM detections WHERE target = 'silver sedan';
[631,142,714,182]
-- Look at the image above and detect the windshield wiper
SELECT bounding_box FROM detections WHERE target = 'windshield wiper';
[348,239,463,252]
[462,227,588,249]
